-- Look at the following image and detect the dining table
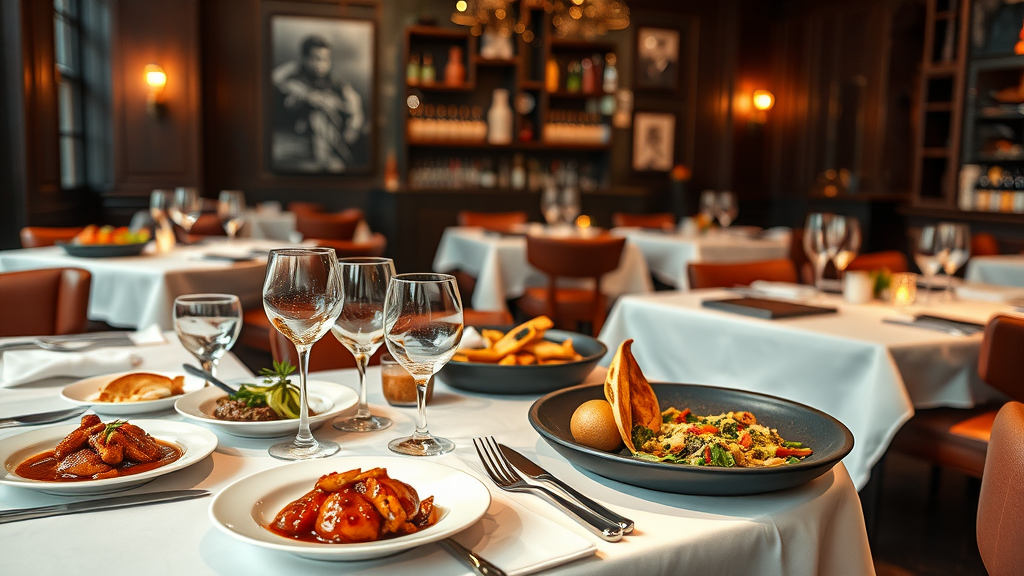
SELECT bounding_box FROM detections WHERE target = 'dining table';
[611,227,791,289]
[598,289,1019,490]
[965,254,1024,289]
[432,226,653,313]
[0,333,875,575]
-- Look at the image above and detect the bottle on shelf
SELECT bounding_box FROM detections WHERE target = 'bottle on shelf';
[444,45,465,86]
[581,57,596,94]
[511,153,526,190]
[487,88,513,145]
[566,60,582,93]
[421,52,436,85]
[407,53,421,86]
[603,53,619,93]
[546,57,560,93]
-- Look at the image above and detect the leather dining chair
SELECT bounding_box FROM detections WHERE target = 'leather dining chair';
[0,268,91,336]
[845,251,909,273]
[976,401,1024,576]
[457,210,528,231]
[296,209,363,241]
[687,259,798,289]
[287,201,326,215]
[971,232,1000,257]
[314,233,387,258]
[188,213,227,236]
[516,234,626,335]
[612,212,675,229]
[20,227,86,248]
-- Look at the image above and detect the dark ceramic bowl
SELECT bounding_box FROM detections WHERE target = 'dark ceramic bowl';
[437,329,606,395]
[529,382,854,495]
[57,241,149,258]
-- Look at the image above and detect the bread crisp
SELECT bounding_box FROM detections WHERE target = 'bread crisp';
[97,373,185,403]
[603,340,662,454]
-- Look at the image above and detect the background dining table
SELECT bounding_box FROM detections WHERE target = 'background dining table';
[598,290,1018,490]
[432,227,653,312]
[965,254,1024,288]
[0,335,874,576]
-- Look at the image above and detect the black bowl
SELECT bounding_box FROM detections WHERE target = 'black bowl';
[57,241,149,258]
[437,329,606,395]
[529,382,854,495]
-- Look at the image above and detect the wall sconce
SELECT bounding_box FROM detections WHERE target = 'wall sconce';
[144,64,167,117]
[751,89,774,124]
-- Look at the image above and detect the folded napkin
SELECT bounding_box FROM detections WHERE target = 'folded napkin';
[1,349,141,388]
[458,326,484,350]
[749,280,817,300]
[129,324,167,346]
[954,282,1024,303]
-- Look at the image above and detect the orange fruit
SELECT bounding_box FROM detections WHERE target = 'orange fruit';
[570,399,623,452]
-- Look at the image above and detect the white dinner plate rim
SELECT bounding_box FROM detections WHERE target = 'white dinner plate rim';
[0,419,218,494]
[208,457,491,560]
[60,371,205,414]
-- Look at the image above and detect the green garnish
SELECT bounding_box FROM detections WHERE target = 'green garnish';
[631,425,655,450]
[230,361,302,419]
[710,444,735,467]
[782,441,804,448]
[103,420,126,442]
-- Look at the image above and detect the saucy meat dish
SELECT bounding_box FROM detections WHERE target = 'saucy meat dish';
[14,415,181,481]
[267,467,440,544]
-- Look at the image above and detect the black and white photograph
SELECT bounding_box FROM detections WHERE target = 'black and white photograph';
[269,15,374,174]
[636,27,679,91]
[632,112,675,171]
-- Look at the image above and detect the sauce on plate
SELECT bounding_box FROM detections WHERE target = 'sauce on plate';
[14,440,182,482]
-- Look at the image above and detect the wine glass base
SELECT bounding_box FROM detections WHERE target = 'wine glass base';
[268,438,340,461]
[332,415,393,432]
[388,435,454,456]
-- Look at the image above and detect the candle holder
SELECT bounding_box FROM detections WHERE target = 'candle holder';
[889,272,918,309]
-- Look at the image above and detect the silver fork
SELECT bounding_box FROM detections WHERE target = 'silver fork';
[473,436,623,542]
[0,335,131,353]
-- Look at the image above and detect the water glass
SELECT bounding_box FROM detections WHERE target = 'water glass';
[803,213,832,289]
[699,190,717,223]
[150,189,172,225]
[715,191,738,228]
[173,294,242,379]
[915,225,944,302]
[171,187,203,234]
[217,190,247,240]
[831,216,862,273]
[541,182,561,226]
[937,222,970,298]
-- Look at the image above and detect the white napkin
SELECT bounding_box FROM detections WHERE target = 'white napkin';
[954,282,1024,303]
[458,326,484,350]
[129,324,167,346]
[1,349,141,388]
[749,280,817,300]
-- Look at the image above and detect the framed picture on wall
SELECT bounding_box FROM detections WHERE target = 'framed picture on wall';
[632,112,675,172]
[267,15,374,175]
[635,27,680,91]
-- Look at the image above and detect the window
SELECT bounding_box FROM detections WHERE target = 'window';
[55,0,85,190]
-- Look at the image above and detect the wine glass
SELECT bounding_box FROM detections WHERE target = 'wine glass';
[384,273,464,456]
[823,215,847,267]
[541,180,561,226]
[803,213,832,289]
[150,189,172,225]
[173,294,242,379]
[832,216,862,274]
[170,187,203,235]
[217,190,247,240]
[915,225,944,302]
[715,191,738,228]
[561,186,581,226]
[699,190,717,223]
[263,247,344,460]
[332,257,396,432]
[937,222,970,298]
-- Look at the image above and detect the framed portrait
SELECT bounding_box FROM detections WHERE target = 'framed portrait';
[632,112,675,172]
[635,27,680,91]
[267,15,374,175]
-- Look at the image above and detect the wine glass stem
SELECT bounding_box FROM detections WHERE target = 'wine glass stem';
[354,351,370,419]
[814,259,827,290]
[201,359,215,379]
[295,344,315,448]
[413,376,431,439]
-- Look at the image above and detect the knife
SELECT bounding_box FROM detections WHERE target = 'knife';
[182,364,237,395]
[499,444,634,534]
[0,407,88,429]
[0,489,210,524]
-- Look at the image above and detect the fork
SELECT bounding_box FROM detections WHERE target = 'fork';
[0,335,131,353]
[473,436,623,542]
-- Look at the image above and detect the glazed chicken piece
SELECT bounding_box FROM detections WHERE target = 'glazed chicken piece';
[53,415,104,461]
[272,488,330,536]
[88,421,162,465]
[55,449,114,478]
[314,490,382,543]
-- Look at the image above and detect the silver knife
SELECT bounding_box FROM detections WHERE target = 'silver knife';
[0,489,211,524]
[439,538,507,576]
[499,444,634,534]
[0,407,88,429]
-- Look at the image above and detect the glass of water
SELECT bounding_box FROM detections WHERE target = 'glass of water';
[915,225,944,302]
[217,190,247,240]
[173,294,242,379]
[937,222,970,298]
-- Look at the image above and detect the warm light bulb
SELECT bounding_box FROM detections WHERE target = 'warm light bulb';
[752,89,774,111]
[576,215,591,229]
[455,0,467,11]
[145,64,167,89]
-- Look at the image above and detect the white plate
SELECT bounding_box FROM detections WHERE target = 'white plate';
[209,457,491,561]
[0,419,218,495]
[61,371,206,415]
[174,380,357,438]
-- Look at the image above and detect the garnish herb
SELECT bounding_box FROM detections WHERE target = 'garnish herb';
[229,361,302,418]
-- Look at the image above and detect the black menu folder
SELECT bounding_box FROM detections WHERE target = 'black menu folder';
[702,297,838,320]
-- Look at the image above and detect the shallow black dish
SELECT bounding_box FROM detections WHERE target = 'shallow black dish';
[529,382,854,495]
[57,241,149,258]
[437,329,606,395]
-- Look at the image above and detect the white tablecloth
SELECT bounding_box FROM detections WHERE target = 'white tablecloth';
[612,228,791,288]
[0,239,299,330]
[0,342,874,576]
[432,227,653,312]
[965,255,1024,288]
[598,290,1018,490]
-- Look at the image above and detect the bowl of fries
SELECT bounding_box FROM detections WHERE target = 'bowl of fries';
[438,316,607,394]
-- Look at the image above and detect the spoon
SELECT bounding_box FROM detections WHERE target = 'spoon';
[182,364,237,395]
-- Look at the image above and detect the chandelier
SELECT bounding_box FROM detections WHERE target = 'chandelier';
[452,0,629,41]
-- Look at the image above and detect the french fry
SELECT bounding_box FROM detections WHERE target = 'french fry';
[525,339,578,361]
[498,355,517,365]
[481,329,505,347]
[515,353,537,365]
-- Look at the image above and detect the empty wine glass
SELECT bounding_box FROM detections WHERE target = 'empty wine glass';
[263,247,344,460]
[915,225,944,302]
[715,191,738,228]
[332,257,396,433]
[831,216,862,274]
[803,213,832,289]
[150,189,172,225]
[384,273,463,456]
[937,222,970,298]
[173,294,242,379]
[699,190,717,223]
[217,190,247,240]
[541,179,561,226]
[824,215,847,269]
[561,186,581,226]
[170,187,203,235]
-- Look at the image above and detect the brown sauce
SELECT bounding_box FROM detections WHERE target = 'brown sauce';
[265,524,412,544]
[14,440,182,482]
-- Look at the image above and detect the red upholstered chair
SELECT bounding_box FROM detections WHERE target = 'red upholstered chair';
[0,268,91,336]
[457,211,528,232]
[287,202,326,215]
[296,209,363,241]
[977,401,1024,576]
[846,251,909,273]
[515,234,626,335]
[315,233,387,258]
[20,227,86,248]
[890,314,1024,478]
[612,212,675,229]
[687,259,798,289]
[971,233,1000,257]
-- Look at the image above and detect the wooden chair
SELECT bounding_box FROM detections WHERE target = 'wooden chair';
[977,401,1024,576]
[457,211,528,232]
[287,201,325,215]
[516,234,626,335]
[971,232,999,257]
[0,268,91,336]
[314,233,387,258]
[612,212,675,229]
[296,209,363,241]
[687,259,798,289]
[890,314,1024,478]
[20,227,85,248]
[846,251,909,273]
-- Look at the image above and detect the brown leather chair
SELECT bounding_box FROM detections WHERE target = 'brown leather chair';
[687,259,798,289]
[971,232,1000,257]
[612,212,675,229]
[296,209,362,241]
[314,233,387,258]
[890,314,1024,478]
[0,268,91,336]
[287,201,326,215]
[457,211,528,232]
[977,401,1024,576]
[846,251,909,273]
[188,213,227,236]
[20,227,86,248]
[516,234,625,335]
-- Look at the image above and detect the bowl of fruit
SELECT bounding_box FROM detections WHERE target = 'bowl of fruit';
[57,225,152,258]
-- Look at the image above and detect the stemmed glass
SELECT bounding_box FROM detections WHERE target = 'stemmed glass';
[715,191,738,228]
[263,247,344,460]
[915,225,945,302]
[937,222,970,298]
[561,186,581,226]
[173,294,242,379]
[699,190,717,223]
[803,213,833,289]
[384,273,464,456]
[831,216,862,274]
[170,187,203,237]
[217,190,247,240]
[150,189,172,225]
[332,257,396,433]
[541,180,561,226]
